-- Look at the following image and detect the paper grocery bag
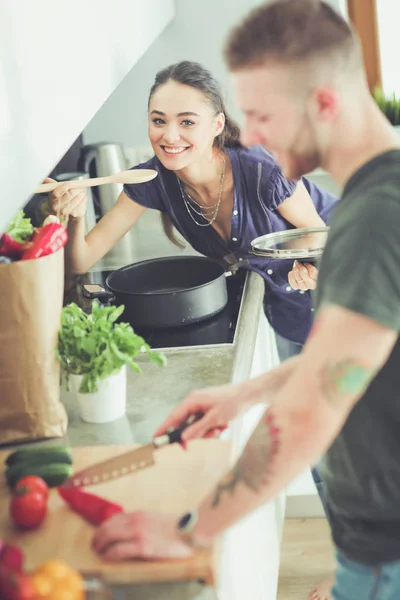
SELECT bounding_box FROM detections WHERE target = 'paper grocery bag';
[0,248,68,445]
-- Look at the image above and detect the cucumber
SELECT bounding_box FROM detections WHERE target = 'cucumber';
[5,447,73,468]
[5,463,74,488]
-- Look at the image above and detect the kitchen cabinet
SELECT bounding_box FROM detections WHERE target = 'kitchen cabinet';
[0,0,175,230]
[216,310,286,600]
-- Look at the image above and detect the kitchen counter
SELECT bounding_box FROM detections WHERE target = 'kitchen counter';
[63,269,264,450]
[3,252,285,599]
[58,269,273,600]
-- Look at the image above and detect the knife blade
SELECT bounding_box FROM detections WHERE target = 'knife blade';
[64,412,203,488]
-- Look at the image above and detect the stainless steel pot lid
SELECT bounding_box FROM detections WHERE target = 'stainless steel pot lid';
[251,226,330,259]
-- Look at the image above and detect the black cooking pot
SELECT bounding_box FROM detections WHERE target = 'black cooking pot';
[83,255,243,329]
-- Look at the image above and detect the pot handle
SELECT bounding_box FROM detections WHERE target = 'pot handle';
[82,284,116,303]
[293,258,318,268]
[225,259,250,277]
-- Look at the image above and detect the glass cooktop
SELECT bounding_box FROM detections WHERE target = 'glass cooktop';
[89,269,246,349]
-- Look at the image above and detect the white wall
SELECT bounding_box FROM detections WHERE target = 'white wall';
[0,0,175,230]
[84,0,348,147]
[377,0,400,97]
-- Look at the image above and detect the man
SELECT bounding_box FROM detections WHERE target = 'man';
[92,2,400,598]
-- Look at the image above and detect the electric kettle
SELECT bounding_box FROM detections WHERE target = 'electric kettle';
[79,142,127,216]
[78,142,136,264]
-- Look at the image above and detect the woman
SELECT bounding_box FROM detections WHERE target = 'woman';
[52,60,338,363]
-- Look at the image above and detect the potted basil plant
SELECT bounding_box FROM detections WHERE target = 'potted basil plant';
[373,86,400,129]
[57,301,166,424]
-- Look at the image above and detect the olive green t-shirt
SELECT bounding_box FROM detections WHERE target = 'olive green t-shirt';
[316,150,400,565]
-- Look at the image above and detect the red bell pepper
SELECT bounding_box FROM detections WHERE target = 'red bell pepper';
[0,566,35,600]
[0,543,24,572]
[21,223,68,261]
[0,234,28,260]
[0,542,28,600]
[58,487,124,526]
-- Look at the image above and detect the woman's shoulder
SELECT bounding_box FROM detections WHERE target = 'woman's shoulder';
[125,154,169,209]
[228,145,278,171]
[228,145,280,186]
[131,154,163,173]
[129,154,172,190]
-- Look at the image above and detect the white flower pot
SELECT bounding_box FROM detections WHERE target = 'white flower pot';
[68,367,127,424]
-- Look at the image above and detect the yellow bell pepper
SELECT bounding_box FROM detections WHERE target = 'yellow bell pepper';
[30,559,85,600]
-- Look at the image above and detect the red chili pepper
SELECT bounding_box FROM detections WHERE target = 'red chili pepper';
[21,223,68,261]
[58,487,124,526]
[0,234,29,260]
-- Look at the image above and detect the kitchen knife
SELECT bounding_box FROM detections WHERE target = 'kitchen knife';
[64,412,203,488]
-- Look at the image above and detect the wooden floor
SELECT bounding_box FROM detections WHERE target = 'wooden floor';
[277,518,336,600]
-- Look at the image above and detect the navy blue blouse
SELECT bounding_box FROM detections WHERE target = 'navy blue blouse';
[124,145,338,344]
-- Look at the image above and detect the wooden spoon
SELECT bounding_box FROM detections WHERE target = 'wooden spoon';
[35,169,158,194]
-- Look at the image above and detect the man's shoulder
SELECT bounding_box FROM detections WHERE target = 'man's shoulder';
[343,149,400,203]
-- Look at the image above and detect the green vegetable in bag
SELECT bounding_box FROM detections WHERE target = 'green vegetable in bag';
[5,210,35,243]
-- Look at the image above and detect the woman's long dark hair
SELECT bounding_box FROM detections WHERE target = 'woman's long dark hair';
[148,61,242,248]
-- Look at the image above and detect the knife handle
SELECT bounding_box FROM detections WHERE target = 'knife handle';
[166,411,204,444]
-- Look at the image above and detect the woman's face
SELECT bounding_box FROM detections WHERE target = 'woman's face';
[148,80,224,170]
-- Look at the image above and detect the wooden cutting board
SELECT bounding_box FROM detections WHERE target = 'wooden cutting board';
[0,440,233,585]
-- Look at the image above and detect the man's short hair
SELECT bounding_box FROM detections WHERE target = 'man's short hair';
[225,0,362,78]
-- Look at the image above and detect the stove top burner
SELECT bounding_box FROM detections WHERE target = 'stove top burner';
[90,270,246,349]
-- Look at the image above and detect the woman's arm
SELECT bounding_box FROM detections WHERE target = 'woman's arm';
[276,180,326,228]
[64,192,147,274]
[276,181,325,290]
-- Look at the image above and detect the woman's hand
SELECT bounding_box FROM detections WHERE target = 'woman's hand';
[288,260,318,291]
[153,383,253,443]
[47,177,87,219]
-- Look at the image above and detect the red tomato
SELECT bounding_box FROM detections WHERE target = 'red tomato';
[15,476,49,501]
[10,489,47,530]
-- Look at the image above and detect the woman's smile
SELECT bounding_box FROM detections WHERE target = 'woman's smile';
[160,145,191,156]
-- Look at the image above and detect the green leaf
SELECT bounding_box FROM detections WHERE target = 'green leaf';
[5,210,35,243]
[373,86,400,125]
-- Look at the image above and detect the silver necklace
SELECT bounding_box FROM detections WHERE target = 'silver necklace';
[181,194,217,217]
[177,154,226,227]
[184,190,219,211]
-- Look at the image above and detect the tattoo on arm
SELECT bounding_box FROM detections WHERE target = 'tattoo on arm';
[320,359,376,406]
[310,317,377,405]
[210,354,377,508]
[211,411,280,507]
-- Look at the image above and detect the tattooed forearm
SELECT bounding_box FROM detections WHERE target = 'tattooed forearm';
[320,359,376,406]
[211,411,280,507]
[210,358,375,508]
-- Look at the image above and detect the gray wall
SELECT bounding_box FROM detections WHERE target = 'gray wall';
[84,0,348,147]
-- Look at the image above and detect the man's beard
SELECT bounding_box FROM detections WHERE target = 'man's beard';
[279,113,322,180]
[281,150,320,180]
